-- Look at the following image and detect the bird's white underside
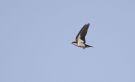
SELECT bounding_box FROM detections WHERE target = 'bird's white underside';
[77,35,85,48]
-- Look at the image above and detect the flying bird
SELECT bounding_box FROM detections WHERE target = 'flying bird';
[72,23,93,49]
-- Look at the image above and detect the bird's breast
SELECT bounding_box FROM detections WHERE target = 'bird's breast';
[77,39,85,47]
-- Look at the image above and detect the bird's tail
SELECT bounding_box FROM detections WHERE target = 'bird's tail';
[85,44,93,47]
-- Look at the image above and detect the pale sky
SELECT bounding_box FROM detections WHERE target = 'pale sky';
[0,0,135,82]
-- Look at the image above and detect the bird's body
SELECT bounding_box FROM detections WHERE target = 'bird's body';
[72,23,93,49]
[77,35,85,47]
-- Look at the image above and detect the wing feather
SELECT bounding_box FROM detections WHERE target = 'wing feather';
[75,23,90,43]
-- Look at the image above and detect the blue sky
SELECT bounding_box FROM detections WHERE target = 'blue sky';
[0,0,135,82]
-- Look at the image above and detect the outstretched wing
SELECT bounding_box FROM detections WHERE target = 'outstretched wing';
[76,23,90,43]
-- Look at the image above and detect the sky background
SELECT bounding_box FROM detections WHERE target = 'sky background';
[0,0,135,82]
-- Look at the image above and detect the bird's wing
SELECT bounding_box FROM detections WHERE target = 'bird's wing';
[76,23,90,43]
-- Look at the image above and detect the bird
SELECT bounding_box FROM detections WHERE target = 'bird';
[72,23,93,49]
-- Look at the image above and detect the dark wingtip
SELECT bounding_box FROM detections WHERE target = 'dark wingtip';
[85,23,90,27]
[87,23,90,25]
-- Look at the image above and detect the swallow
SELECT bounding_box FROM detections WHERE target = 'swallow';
[72,23,93,49]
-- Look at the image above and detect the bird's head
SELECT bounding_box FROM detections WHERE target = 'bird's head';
[72,41,76,44]
[72,41,77,46]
